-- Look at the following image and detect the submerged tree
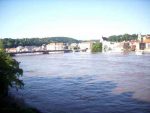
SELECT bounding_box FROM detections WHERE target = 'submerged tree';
[92,42,102,52]
[0,40,24,97]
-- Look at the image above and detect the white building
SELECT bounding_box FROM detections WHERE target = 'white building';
[46,43,65,50]
[41,44,46,50]
[33,46,42,51]
[100,36,123,52]
[21,46,36,52]
[16,46,23,52]
[100,37,112,52]
[78,42,93,52]
[69,43,78,50]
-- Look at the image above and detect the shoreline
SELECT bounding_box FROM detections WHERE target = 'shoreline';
[0,94,42,113]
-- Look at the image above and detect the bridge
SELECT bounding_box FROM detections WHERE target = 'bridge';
[8,50,72,56]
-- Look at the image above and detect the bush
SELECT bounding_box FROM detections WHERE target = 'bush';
[91,42,102,52]
[0,41,24,97]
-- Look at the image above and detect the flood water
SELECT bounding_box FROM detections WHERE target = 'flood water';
[12,53,150,113]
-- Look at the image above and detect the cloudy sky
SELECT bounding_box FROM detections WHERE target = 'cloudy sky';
[0,0,150,40]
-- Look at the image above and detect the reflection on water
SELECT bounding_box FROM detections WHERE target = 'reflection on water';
[12,53,150,113]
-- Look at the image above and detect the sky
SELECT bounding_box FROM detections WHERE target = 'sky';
[0,0,150,40]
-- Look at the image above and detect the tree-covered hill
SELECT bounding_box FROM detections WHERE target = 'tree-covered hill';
[108,34,138,42]
[1,37,79,48]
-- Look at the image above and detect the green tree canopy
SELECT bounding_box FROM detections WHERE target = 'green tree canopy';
[1,37,79,48]
[108,34,138,42]
[0,41,24,97]
[92,42,102,52]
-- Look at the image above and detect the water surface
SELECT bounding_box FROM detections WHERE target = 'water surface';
[12,53,150,113]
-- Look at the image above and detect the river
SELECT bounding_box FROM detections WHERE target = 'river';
[11,53,150,113]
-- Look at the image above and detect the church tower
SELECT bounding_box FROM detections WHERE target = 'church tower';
[138,33,142,42]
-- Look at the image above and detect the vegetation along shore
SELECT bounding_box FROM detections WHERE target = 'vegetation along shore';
[0,40,42,113]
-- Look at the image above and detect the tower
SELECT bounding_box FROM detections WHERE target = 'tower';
[138,33,142,42]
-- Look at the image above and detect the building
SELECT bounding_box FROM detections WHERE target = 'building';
[33,46,42,51]
[16,46,23,52]
[128,40,138,51]
[78,41,93,52]
[69,43,79,50]
[100,36,111,52]
[41,44,46,51]
[46,43,65,50]
[20,46,36,52]
[136,34,150,52]
[6,48,17,53]
[99,36,124,52]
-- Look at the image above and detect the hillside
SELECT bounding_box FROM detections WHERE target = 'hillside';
[1,37,79,48]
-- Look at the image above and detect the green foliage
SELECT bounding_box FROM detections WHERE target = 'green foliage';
[2,37,79,48]
[108,34,138,42]
[0,40,4,51]
[92,42,102,52]
[0,41,24,97]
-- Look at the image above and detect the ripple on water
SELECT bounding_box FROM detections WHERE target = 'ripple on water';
[13,53,150,113]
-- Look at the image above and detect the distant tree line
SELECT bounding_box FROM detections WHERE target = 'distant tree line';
[1,34,138,48]
[108,34,138,42]
[1,37,79,48]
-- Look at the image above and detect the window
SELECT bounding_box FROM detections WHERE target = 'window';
[139,43,145,50]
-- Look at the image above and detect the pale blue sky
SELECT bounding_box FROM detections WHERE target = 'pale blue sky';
[0,0,150,40]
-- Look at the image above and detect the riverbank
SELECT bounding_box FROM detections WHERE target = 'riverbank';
[0,95,42,113]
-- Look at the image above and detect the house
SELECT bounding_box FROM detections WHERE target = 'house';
[41,44,46,50]
[129,40,138,51]
[99,36,122,52]
[33,46,42,51]
[46,43,65,50]
[16,46,23,52]
[100,38,110,52]
[6,48,17,53]
[136,34,150,52]
[109,42,124,52]
[78,41,93,52]
[99,36,115,52]
[69,43,79,50]
[142,35,150,51]
[21,46,36,52]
